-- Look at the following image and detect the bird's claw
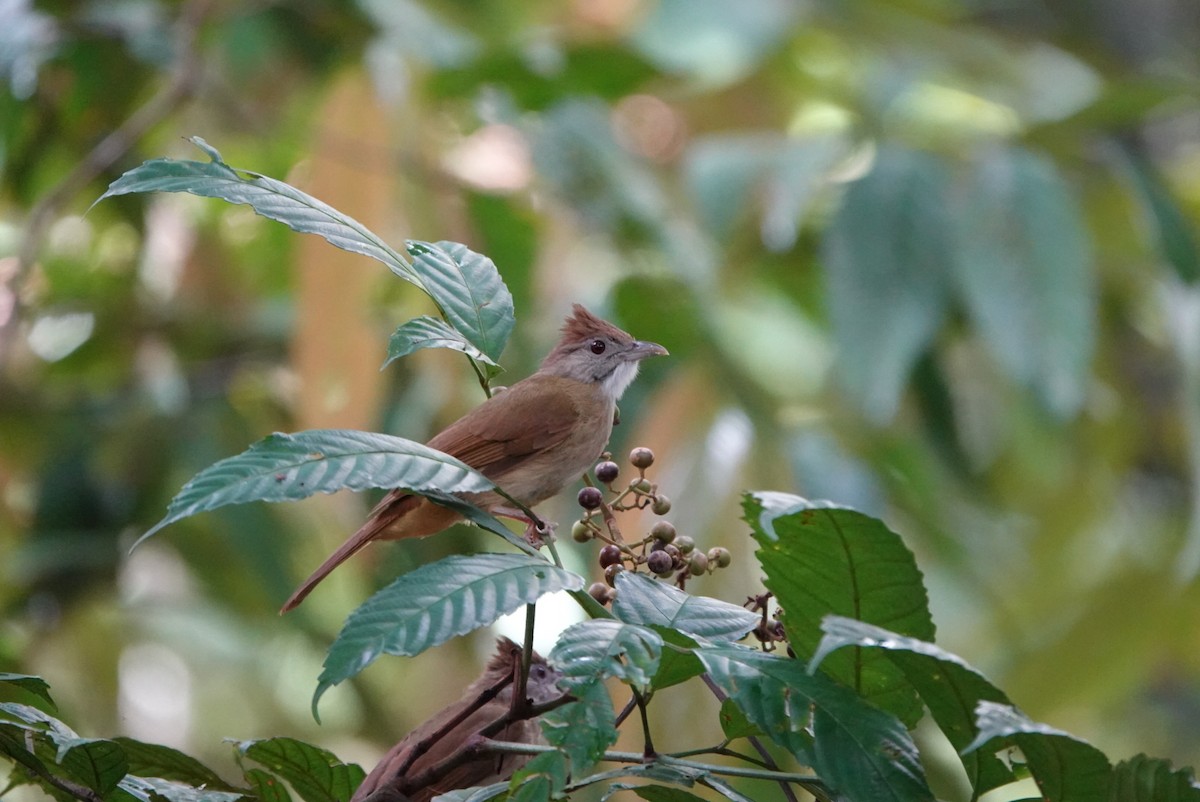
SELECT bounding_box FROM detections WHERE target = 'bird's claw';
[524,519,557,547]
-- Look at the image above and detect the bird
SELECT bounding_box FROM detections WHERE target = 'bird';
[350,637,563,802]
[280,304,667,612]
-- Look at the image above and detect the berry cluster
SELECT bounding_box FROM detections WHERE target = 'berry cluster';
[572,447,733,607]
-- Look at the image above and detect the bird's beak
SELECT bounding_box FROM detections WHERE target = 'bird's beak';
[628,340,669,360]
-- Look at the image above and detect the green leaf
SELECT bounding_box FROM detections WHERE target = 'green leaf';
[964,702,1112,802]
[383,315,501,371]
[0,703,128,794]
[0,674,56,709]
[551,620,662,690]
[717,698,763,740]
[1118,143,1200,284]
[809,616,1014,797]
[697,645,934,802]
[1109,754,1200,802]
[314,554,582,714]
[237,737,364,802]
[97,138,418,285]
[113,737,239,790]
[632,787,709,802]
[611,572,758,641]
[405,241,515,365]
[508,750,568,802]
[950,146,1096,417]
[243,768,294,802]
[118,776,247,802]
[821,145,953,423]
[541,678,616,776]
[744,492,933,728]
[648,628,705,691]
[136,429,494,548]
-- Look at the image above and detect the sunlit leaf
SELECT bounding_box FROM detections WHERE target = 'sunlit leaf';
[964,702,1111,802]
[136,429,494,548]
[744,492,933,728]
[237,737,364,802]
[119,776,247,802]
[612,572,757,641]
[0,703,128,794]
[314,554,582,714]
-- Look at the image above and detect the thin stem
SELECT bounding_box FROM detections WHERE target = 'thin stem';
[633,689,655,759]
[468,356,492,398]
[513,603,536,711]
[613,693,637,728]
[478,742,829,792]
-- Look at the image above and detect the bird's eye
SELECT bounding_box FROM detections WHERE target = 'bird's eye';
[590,339,606,354]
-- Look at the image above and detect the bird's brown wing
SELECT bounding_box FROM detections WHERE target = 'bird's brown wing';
[428,377,583,479]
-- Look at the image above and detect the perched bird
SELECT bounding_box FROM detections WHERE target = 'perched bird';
[351,637,563,802]
[281,304,667,612]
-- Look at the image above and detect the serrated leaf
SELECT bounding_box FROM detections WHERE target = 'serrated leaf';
[136,430,495,548]
[541,678,616,775]
[950,146,1096,417]
[97,138,418,285]
[965,703,1111,802]
[383,316,501,371]
[244,768,294,802]
[697,645,934,802]
[821,145,953,423]
[612,572,757,641]
[406,241,514,364]
[810,616,1014,797]
[118,776,247,802]
[0,703,127,794]
[0,674,56,709]
[550,620,662,689]
[237,738,364,802]
[315,554,583,715]
[113,737,238,791]
[1110,754,1200,802]
[744,492,932,728]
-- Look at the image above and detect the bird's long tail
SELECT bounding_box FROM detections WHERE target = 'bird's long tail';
[279,494,416,613]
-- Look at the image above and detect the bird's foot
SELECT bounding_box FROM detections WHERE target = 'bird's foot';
[524,518,556,548]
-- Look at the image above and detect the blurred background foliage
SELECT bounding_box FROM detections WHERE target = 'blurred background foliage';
[2,0,1199,799]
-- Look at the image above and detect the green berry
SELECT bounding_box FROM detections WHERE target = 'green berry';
[650,521,676,543]
[707,546,732,568]
[688,551,709,576]
[630,478,653,493]
[572,521,592,542]
[651,494,672,515]
[674,535,695,555]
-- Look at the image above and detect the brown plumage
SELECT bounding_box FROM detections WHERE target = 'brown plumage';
[350,638,562,802]
[281,305,667,612]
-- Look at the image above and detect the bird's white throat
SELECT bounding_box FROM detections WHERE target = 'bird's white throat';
[602,361,640,401]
